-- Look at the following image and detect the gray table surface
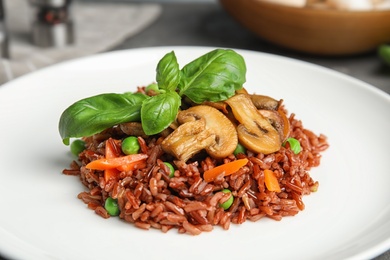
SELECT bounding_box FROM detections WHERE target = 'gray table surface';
[113,2,390,260]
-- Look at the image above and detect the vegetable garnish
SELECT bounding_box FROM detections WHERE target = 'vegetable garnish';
[164,162,175,178]
[121,136,141,155]
[233,143,246,156]
[104,139,121,182]
[105,197,120,216]
[203,158,249,183]
[283,137,301,154]
[264,169,281,193]
[70,139,85,156]
[59,92,147,145]
[59,49,246,143]
[116,160,147,172]
[178,49,246,103]
[85,153,148,171]
[219,189,234,210]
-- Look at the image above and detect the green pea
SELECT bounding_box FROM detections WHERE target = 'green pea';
[121,136,140,155]
[105,197,120,216]
[164,162,175,178]
[233,143,246,156]
[70,139,85,156]
[219,189,234,210]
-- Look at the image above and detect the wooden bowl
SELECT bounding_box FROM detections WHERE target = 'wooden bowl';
[219,0,390,56]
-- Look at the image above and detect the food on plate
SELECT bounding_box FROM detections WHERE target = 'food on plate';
[59,49,329,235]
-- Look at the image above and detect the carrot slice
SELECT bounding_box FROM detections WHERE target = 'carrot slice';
[104,168,120,182]
[203,158,248,182]
[105,138,121,158]
[86,153,148,171]
[264,169,281,192]
[104,138,121,182]
[116,160,147,172]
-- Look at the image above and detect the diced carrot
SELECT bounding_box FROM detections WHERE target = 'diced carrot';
[203,158,248,182]
[104,139,121,182]
[86,153,148,171]
[105,138,121,158]
[264,169,281,192]
[89,138,149,182]
[116,160,147,172]
[104,139,120,182]
[104,168,120,183]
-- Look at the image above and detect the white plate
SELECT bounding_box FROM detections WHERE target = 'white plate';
[0,46,389,260]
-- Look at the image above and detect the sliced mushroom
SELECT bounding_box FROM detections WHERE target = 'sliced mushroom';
[277,107,291,141]
[119,122,148,138]
[236,87,280,110]
[161,119,214,161]
[161,105,238,162]
[225,94,282,154]
[202,101,229,114]
[236,88,249,95]
[250,94,280,110]
[258,109,285,142]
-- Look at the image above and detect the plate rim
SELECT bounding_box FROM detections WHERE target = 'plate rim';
[0,46,389,260]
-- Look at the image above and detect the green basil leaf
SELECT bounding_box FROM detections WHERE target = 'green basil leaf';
[141,91,181,135]
[59,92,147,144]
[283,137,302,154]
[179,49,246,103]
[145,83,163,94]
[156,51,181,92]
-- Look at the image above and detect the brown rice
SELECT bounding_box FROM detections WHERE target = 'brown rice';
[62,103,328,235]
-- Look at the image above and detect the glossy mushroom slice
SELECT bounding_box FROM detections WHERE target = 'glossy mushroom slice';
[225,94,282,154]
[257,109,287,142]
[119,122,148,138]
[236,87,281,110]
[161,105,238,162]
[250,94,280,110]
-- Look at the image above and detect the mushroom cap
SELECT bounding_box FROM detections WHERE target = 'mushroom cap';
[178,105,238,159]
[226,94,282,154]
[119,122,148,138]
[161,119,216,162]
[250,94,280,111]
[258,109,286,142]
[161,105,238,161]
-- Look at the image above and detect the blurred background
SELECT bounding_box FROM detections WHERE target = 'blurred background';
[0,0,389,93]
[0,0,389,259]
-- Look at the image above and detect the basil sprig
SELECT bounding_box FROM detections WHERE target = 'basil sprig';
[59,49,246,143]
[59,92,147,145]
[141,91,181,135]
[179,49,246,103]
[156,51,181,92]
[283,137,301,154]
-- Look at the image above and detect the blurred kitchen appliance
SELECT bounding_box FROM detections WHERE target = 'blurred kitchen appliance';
[0,0,9,58]
[29,0,74,47]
